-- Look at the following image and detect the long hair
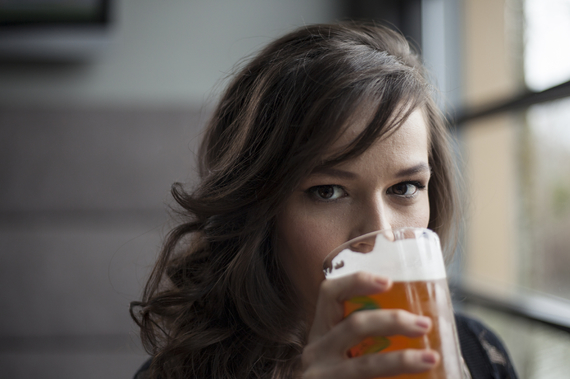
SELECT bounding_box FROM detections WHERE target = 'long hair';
[131,22,459,379]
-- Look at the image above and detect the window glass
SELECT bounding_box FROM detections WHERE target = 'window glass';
[521,97,570,300]
[524,0,570,91]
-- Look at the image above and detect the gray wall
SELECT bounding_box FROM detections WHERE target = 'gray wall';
[0,0,341,107]
[0,1,340,378]
[0,107,205,378]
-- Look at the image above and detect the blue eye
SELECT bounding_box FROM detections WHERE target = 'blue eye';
[309,185,346,201]
[388,182,425,197]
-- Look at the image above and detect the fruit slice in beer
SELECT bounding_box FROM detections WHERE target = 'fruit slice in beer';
[323,228,465,379]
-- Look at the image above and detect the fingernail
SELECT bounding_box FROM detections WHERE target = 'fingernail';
[415,316,431,329]
[421,351,437,364]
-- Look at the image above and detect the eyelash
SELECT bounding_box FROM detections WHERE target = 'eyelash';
[307,185,347,202]
[307,181,426,202]
[387,181,426,198]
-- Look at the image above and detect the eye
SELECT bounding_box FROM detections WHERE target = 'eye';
[308,185,347,201]
[388,181,425,198]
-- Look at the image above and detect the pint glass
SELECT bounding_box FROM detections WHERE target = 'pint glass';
[323,228,465,379]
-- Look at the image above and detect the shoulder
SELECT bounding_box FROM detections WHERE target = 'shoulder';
[455,313,518,379]
[133,358,152,379]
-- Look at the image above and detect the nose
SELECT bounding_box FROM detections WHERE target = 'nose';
[349,193,392,241]
[348,195,392,253]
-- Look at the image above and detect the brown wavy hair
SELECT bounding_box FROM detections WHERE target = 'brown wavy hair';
[130,22,459,379]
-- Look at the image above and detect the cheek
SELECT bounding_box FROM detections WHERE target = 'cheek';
[274,202,345,309]
[410,195,431,229]
[416,196,431,228]
[393,193,431,230]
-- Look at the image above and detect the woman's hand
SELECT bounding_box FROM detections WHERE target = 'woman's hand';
[301,272,440,379]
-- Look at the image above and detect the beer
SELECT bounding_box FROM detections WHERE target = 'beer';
[344,279,460,379]
[323,228,465,379]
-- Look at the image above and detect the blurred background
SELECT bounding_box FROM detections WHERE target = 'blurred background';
[1,0,569,378]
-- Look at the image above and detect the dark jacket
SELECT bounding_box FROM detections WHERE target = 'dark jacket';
[455,314,518,379]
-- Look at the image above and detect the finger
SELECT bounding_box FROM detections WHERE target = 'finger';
[309,272,392,341]
[320,309,432,356]
[309,349,440,379]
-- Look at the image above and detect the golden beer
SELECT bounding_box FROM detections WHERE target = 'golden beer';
[344,279,458,379]
[324,228,465,379]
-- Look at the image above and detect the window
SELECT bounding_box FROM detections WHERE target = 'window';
[454,0,570,377]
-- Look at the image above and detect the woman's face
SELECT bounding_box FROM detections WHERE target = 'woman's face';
[273,108,431,321]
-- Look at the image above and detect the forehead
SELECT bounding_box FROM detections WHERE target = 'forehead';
[324,107,428,162]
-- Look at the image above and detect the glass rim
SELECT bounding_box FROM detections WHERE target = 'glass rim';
[322,227,437,273]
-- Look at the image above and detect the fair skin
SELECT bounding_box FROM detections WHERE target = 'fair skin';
[274,108,440,378]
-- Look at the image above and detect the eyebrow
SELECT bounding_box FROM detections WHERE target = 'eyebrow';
[310,167,359,179]
[394,163,432,178]
[310,162,431,180]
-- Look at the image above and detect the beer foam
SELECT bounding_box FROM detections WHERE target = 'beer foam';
[325,232,446,281]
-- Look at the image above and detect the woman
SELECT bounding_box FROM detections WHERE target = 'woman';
[131,22,517,379]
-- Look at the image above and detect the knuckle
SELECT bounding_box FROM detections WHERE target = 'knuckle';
[319,279,335,297]
[390,309,410,326]
[351,353,376,377]
[353,271,373,284]
[345,312,367,335]
[399,349,419,367]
